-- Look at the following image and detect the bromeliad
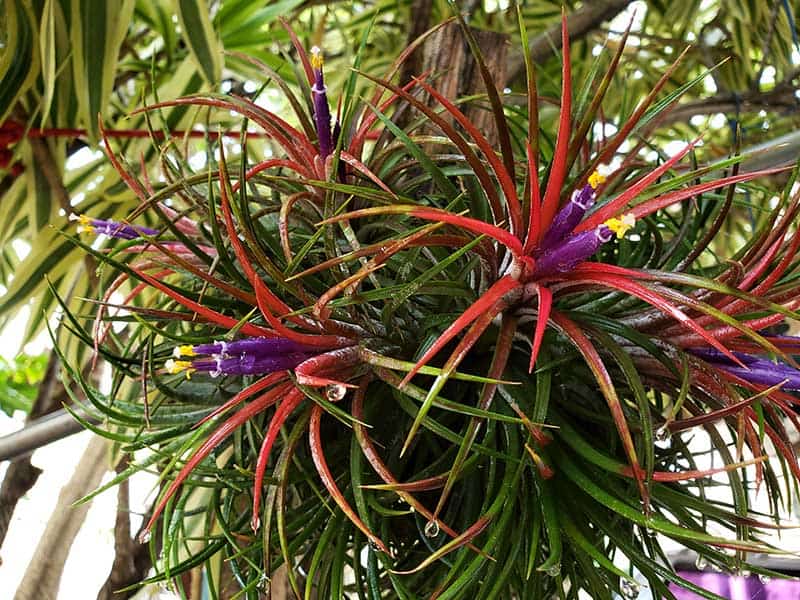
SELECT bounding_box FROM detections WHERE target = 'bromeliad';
[61,12,800,599]
[314,15,791,515]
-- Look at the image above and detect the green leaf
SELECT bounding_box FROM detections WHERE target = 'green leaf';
[174,0,223,85]
[39,0,58,121]
[0,0,39,123]
[70,0,135,140]
[0,353,48,416]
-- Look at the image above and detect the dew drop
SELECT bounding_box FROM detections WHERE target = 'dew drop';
[139,530,152,544]
[326,384,347,402]
[738,568,751,578]
[620,578,640,599]
[695,555,708,570]
[758,574,771,584]
[544,563,561,577]
[424,520,440,538]
[257,573,269,592]
[654,425,671,444]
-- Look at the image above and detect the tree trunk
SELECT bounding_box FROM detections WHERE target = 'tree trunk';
[419,22,509,147]
[14,436,110,600]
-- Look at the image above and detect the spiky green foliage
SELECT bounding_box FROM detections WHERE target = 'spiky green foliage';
[60,14,800,600]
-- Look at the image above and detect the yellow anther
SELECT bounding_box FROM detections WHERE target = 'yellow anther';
[604,213,636,239]
[588,171,606,189]
[173,345,196,358]
[165,359,194,376]
[76,214,94,234]
[310,46,324,70]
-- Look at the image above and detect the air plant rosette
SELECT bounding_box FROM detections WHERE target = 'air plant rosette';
[61,16,800,600]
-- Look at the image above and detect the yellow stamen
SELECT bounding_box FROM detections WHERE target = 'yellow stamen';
[173,345,196,358]
[588,171,606,189]
[604,213,636,239]
[310,46,324,70]
[165,359,194,377]
[76,214,94,234]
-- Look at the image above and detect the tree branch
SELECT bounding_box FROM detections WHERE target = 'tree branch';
[0,407,99,463]
[506,0,635,84]
[658,70,800,126]
[0,351,63,548]
[96,457,153,600]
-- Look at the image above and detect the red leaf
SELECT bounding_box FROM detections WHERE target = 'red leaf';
[351,382,487,556]
[562,271,745,367]
[577,136,700,231]
[539,17,572,234]
[218,156,346,347]
[413,78,522,235]
[620,457,765,482]
[550,310,647,506]
[252,388,304,531]
[529,285,552,372]
[309,405,390,554]
[401,275,520,386]
[195,372,290,429]
[523,140,542,253]
[230,158,312,194]
[320,205,524,255]
[579,166,789,232]
[142,387,280,538]
[130,267,273,337]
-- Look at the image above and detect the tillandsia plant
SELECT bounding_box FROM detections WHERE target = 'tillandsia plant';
[60,14,800,600]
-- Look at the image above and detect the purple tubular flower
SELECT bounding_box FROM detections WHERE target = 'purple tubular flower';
[533,226,613,278]
[191,352,311,377]
[78,215,158,240]
[691,348,800,390]
[539,183,596,250]
[168,336,318,377]
[310,47,333,160]
[181,337,316,357]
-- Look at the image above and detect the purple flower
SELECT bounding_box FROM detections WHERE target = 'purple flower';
[310,47,333,160]
[167,336,317,377]
[539,171,605,250]
[173,337,316,358]
[691,348,800,390]
[77,215,158,240]
[533,212,634,278]
[539,183,598,251]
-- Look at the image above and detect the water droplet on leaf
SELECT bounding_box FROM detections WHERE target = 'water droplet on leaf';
[424,520,440,538]
[654,425,671,444]
[620,578,640,599]
[326,384,347,401]
[544,563,561,577]
[695,555,708,570]
[257,573,269,592]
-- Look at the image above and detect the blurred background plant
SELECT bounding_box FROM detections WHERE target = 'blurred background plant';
[1,0,800,599]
